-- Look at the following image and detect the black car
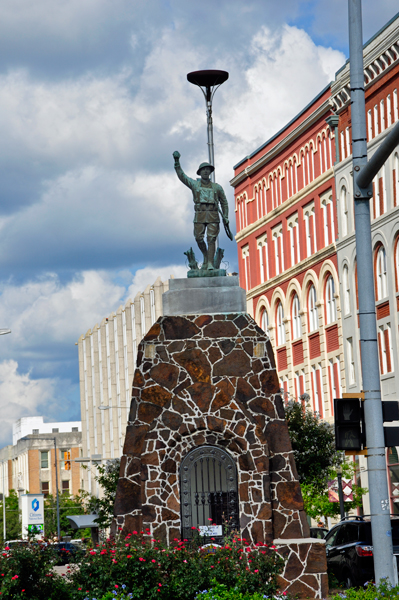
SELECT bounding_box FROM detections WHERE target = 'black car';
[324,516,399,588]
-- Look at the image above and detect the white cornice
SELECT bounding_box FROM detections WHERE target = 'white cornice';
[235,167,334,243]
[230,99,333,188]
[332,16,399,112]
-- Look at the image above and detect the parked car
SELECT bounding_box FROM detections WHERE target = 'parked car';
[50,542,83,565]
[310,527,328,539]
[324,516,399,588]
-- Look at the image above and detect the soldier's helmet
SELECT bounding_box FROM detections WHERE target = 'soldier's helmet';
[197,162,215,176]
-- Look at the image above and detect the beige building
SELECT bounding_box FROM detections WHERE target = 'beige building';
[77,276,169,494]
[0,416,82,499]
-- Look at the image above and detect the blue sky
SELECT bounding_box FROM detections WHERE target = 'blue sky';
[0,0,397,445]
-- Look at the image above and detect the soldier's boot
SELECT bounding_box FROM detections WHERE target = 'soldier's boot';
[207,242,216,270]
[197,240,208,269]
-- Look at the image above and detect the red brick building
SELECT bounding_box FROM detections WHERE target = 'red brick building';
[231,85,344,420]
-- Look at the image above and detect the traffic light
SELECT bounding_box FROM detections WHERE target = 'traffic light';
[64,451,71,470]
[334,396,365,451]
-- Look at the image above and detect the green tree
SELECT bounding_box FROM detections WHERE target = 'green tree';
[0,489,21,540]
[44,493,85,539]
[82,458,120,529]
[285,400,367,519]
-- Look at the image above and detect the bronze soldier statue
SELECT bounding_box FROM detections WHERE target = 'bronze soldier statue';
[173,151,231,270]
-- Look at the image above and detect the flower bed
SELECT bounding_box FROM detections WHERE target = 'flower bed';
[0,532,285,600]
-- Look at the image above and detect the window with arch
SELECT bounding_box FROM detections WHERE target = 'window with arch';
[343,265,351,315]
[150,288,156,324]
[341,185,348,237]
[276,302,286,346]
[308,285,318,332]
[375,245,387,300]
[261,308,269,335]
[395,237,399,292]
[291,294,302,340]
[394,153,399,207]
[325,276,337,325]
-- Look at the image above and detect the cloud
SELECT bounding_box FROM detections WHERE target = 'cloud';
[0,360,72,446]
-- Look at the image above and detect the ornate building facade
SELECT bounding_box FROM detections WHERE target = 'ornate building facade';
[231,86,343,421]
[333,12,399,514]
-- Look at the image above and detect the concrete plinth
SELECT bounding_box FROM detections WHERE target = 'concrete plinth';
[162,275,246,315]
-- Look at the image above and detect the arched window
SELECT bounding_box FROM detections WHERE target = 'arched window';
[308,285,318,332]
[341,185,348,237]
[343,265,350,315]
[395,237,399,292]
[261,309,269,335]
[376,245,387,300]
[394,153,399,207]
[325,276,337,325]
[276,302,286,346]
[292,294,302,340]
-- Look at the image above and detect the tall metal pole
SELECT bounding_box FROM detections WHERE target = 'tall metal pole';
[349,0,394,584]
[206,91,215,183]
[2,462,6,541]
[53,438,61,540]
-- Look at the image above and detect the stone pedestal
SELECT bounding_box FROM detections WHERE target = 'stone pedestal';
[113,305,327,597]
[162,276,246,316]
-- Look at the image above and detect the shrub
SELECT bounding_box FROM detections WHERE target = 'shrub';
[0,541,71,600]
[67,532,284,600]
[330,579,399,600]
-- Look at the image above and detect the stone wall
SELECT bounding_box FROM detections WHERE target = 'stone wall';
[114,313,310,546]
[275,539,328,599]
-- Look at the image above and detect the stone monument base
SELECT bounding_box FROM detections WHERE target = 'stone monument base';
[162,275,246,316]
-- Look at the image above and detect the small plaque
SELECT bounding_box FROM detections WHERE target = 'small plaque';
[198,525,222,536]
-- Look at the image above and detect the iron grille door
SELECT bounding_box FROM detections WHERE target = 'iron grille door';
[180,445,239,543]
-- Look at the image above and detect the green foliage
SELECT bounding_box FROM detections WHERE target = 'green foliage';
[0,489,22,540]
[331,578,399,600]
[67,533,284,600]
[195,580,288,600]
[301,464,367,520]
[0,541,71,600]
[44,493,86,539]
[285,400,367,520]
[285,400,342,491]
[81,459,120,529]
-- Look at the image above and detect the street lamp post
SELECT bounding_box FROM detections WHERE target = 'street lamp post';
[1,461,6,541]
[187,70,229,182]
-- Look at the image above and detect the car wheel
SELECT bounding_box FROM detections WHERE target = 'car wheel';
[344,571,355,589]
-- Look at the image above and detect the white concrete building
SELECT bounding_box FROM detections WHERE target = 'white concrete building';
[77,276,169,494]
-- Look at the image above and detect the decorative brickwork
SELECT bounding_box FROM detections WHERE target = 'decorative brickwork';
[114,312,310,547]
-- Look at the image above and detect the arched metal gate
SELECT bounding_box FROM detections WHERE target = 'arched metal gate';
[180,445,239,543]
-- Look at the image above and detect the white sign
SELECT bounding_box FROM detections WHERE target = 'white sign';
[21,494,44,539]
[198,525,223,536]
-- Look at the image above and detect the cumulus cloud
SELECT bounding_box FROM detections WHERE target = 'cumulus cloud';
[0,360,73,446]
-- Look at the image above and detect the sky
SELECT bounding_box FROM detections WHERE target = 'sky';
[0,0,397,445]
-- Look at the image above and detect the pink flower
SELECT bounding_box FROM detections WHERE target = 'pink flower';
[127,555,132,558]
[11,576,19,580]
[133,531,138,534]
[254,569,259,573]
[183,560,187,563]
[115,585,119,589]
[152,559,156,563]
[139,557,145,562]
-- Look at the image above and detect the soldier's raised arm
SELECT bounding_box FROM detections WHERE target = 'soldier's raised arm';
[173,151,196,190]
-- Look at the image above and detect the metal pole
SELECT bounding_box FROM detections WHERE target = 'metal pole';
[349,0,394,584]
[206,92,215,183]
[337,472,345,521]
[2,462,5,541]
[53,438,61,540]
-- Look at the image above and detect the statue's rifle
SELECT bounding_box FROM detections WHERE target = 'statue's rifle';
[217,207,234,241]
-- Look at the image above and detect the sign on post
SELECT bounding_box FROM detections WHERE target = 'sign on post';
[21,494,44,539]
